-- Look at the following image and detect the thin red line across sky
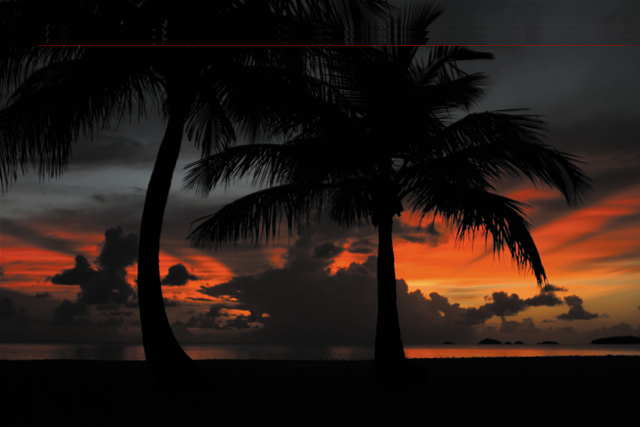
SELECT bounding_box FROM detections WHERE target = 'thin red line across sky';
[37,44,639,47]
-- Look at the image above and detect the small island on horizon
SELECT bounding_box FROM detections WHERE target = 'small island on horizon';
[591,335,640,344]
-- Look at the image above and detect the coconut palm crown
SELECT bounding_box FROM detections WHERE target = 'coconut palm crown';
[184,4,592,383]
[0,0,393,387]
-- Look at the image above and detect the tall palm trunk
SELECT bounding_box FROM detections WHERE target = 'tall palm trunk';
[375,213,406,383]
[137,92,202,386]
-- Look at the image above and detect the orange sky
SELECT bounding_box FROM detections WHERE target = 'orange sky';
[3,181,638,339]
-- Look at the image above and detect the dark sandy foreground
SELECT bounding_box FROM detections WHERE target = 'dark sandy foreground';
[2,356,638,425]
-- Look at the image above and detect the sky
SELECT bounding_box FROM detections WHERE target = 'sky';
[1,1,640,346]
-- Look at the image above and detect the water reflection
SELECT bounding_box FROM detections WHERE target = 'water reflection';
[0,343,144,360]
[183,344,374,360]
[1,343,639,360]
[404,344,640,358]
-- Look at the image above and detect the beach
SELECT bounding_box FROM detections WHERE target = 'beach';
[3,356,637,425]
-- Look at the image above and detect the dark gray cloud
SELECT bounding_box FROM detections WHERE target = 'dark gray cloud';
[0,296,26,321]
[526,291,564,307]
[193,232,569,344]
[49,255,100,285]
[69,133,159,169]
[91,193,107,203]
[161,263,200,286]
[49,226,137,306]
[394,218,447,247]
[557,295,601,321]
[54,299,89,317]
[346,238,376,254]
[313,242,344,259]
[182,306,260,331]
[51,298,127,332]
[163,297,181,307]
[96,226,138,272]
[499,317,537,334]
[34,292,52,298]
[459,290,564,326]
[542,284,568,293]
[584,322,640,342]
[424,1,640,45]
[0,217,81,256]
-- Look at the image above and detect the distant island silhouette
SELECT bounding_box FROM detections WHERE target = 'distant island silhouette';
[591,335,640,344]
[537,341,559,345]
[478,338,502,344]
[477,339,529,345]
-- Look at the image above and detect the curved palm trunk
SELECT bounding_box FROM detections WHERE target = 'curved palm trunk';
[137,96,203,386]
[375,214,406,383]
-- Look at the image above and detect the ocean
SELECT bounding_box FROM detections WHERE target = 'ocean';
[1,342,639,360]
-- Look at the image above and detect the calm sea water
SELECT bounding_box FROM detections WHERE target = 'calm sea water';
[1,343,639,360]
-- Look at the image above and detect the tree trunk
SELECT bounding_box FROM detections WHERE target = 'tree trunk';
[374,213,406,384]
[137,93,204,388]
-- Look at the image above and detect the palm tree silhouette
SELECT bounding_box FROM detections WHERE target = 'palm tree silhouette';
[185,3,592,385]
[0,0,392,387]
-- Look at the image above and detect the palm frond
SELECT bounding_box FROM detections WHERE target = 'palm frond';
[184,85,236,159]
[407,184,547,284]
[183,144,296,197]
[422,46,494,83]
[328,178,373,227]
[0,49,161,190]
[416,71,489,117]
[424,110,592,205]
[382,2,442,68]
[188,183,334,250]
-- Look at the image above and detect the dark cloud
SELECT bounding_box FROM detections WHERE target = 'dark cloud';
[186,297,214,302]
[69,133,158,169]
[484,292,528,317]
[459,290,564,325]
[105,310,134,316]
[91,193,107,203]
[313,242,344,260]
[183,306,260,330]
[49,226,137,306]
[542,284,568,293]
[584,322,640,342]
[526,292,564,307]
[394,218,447,247]
[96,226,138,272]
[34,292,52,298]
[161,264,200,286]
[52,299,91,327]
[557,295,600,321]
[0,218,80,256]
[346,238,376,254]
[52,299,127,331]
[54,299,89,317]
[0,289,137,343]
[499,317,537,334]
[0,297,26,321]
[424,0,640,45]
[163,297,181,307]
[193,232,568,344]
[49,255,100,285]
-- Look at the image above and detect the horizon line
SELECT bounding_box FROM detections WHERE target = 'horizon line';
[37,44,640,47]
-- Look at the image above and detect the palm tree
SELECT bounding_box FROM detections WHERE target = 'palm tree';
[0,0,392,387]
[184,3,592,385]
